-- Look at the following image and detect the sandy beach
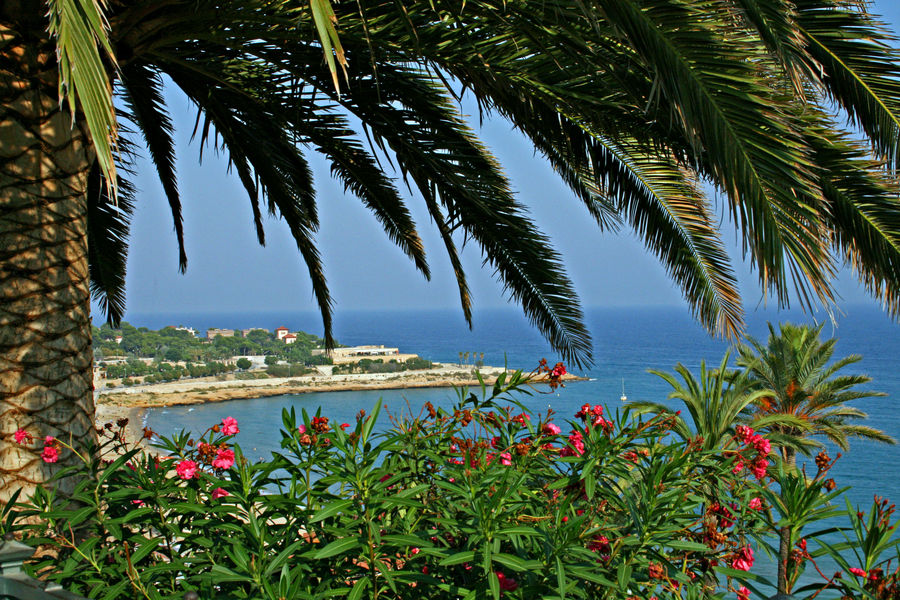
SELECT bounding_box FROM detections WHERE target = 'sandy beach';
[94,364,583,446]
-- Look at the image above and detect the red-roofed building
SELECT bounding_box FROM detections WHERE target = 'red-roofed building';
[283,333,297,344]
[275,326,290,341]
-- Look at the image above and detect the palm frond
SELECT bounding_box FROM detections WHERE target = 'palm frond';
[118,61,187,271]
[46,0,118,191]
[86,161,133,325]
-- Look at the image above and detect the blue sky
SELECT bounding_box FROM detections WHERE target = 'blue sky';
[110,2,900,328]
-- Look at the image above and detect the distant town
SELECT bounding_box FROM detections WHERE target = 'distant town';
[91,323,439,389]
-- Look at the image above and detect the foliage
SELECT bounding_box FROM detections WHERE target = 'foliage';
[8,370,783,600]
[332,357,435,375]
[93,322,331,381]
[4,361,900,599]
[39,0,900,367]
[737,322,895,464]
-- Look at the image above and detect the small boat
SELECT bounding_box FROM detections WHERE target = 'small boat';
[619,379,627,402]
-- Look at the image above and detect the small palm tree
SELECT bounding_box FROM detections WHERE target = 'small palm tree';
[737,322,895,468]
[629,352,774,451]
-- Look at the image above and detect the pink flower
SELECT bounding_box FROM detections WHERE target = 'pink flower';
[211,487,230,500]
[212,448,235,469]
[41,445,58,463]
[496,572,518,591]
[131,499,145,507]
[542,422,562,435]
[410,547,420,555]
[732,461,744,474]
[298,424,307,434]
[750,434,771,456]
[490,436,500,449]
[731,546,754,572]
[849,567,867,577]
[14,429,28,444]
[588,534,610,554]
[551,364,567,378]
[500,452,512,466]
[737,586,750,600]
[221,417,239,436]
[748,497,763,510]
[750,457,769,480]
[561,431,585,457]
[45,435,55,444]
[176,459,198,480]
[735,425,754,442]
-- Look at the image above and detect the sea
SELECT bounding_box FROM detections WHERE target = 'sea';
[127,304,899,587]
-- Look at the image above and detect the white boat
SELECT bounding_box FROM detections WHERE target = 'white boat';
[619,379,627,402]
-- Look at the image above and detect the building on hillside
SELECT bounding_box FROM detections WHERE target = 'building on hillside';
[283,333,297,344]
[275,326,290,341]
[312,345,419,365]
[175,326,197,336]
[207,328,235,340]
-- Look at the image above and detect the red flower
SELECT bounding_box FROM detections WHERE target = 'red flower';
[750,434,771,456]
[14,429,29,444]
[731,546,754,572]
[748,497,763,510]
[500,452,512,466]
[212,448,235,469]
[496,572,518,591]
[340,423,350,431]
[750,457,769,480]
[211,487,230,500]
[221,417,239,436]
[542,423,562,435]
[176,459,198,480]
[735,425,754,442]
[736,586,750,600]
[849,567,867,577]
[41,445,58,463]
[560,431,585,457]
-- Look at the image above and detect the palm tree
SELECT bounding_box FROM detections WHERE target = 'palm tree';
[737,322,895,595]
[4,0,900,499]
[629,352,778,451]
[737,322,895,468]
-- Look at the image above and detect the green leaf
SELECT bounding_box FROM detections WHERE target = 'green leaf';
[492,553,540,572]
[311,499,354,523]
[129,538,161,565]
[347,577,369,600]
[439,551,476,566]
[313,536,360,559]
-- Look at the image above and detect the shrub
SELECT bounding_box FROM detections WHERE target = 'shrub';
[6,369,898,600]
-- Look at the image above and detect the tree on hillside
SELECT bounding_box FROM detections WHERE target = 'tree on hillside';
[4,0,900,499]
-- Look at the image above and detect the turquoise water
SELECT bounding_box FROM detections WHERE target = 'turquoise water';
[134,304,900,590]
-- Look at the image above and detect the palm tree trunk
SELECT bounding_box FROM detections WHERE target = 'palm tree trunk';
[0,24,96,504]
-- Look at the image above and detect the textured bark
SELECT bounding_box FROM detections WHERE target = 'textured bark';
[0,23,96,503]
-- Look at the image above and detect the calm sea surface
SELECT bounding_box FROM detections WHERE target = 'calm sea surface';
[131,304,899,585]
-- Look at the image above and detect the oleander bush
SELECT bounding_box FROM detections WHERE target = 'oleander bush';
[5,367,900,599]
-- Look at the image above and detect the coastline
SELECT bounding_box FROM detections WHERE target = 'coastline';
[94,364,585,445]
